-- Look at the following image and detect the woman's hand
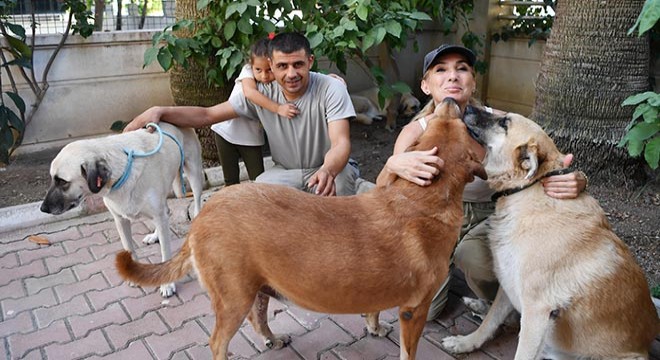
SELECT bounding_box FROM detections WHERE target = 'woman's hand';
[541,154,588,199]
[381,147,444,186]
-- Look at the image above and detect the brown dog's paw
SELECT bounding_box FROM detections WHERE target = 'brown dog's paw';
[366,322,393,337]
[265,334,291,349]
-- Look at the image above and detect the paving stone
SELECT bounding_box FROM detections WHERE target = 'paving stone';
[144,320,208,360]
[72,253,116,281]
[37,226,82,243]
[78,220,118,237]
[186,344,213,360]
[122,290,182,320]
[61,231,108,254]
[331,334,400,360]
[105,311,169,350]
[45,247,94,274]
[0,252,18,268]
[87,339,153,360]
[172,278,206,302]
[89,240,124,261]
[44,329,111,359]
[330,313,372,338]
[55,272,109,303]
[286,306,330,330]
[24,268,76,295]
[0,310,34,337]
[0,260,47,287]
[86,283,145,311]
[289,318,354,360]
[251,346,302,360]
[1,239,42,257]
[0,278,26,303]
[7,319,71,359]
[68,301,129,338]
[1,288,57,319]
[34,294,91,329]
[159,293,211,329]
[17,244,65,265]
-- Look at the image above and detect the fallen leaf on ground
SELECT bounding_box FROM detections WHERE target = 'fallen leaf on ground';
[28,235,50,245]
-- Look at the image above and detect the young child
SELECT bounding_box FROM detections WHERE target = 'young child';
[211,38,299,186]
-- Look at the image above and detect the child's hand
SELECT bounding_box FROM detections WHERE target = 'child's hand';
[278,103,299,119]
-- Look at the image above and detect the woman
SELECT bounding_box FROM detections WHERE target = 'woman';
[376,44,588,320]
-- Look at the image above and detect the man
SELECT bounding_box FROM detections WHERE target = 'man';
[125,32,357,196]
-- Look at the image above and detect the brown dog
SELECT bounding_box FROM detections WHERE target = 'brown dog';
[441,107,660,358]
[115,98,486,359]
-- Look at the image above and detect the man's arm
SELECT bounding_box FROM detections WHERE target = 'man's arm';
[306,119,351,196]
[124,100,239,132]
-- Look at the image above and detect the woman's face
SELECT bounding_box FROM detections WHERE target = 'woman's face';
[420,52,476,110]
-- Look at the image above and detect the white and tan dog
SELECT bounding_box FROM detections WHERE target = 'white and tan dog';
[441,107,659,359]
[351,87,420,129]
[41,122,204,297]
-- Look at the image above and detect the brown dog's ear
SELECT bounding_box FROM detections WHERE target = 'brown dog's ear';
[81,159,111,193]
[517,142,539,180]
[471,160,487,180]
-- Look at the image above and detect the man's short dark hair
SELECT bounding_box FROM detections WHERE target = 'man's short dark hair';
[268,32,311,57]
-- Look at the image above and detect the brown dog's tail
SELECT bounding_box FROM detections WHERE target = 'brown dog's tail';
[115,242,192,286]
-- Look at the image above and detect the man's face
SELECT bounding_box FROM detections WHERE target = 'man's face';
[269,49,314,100]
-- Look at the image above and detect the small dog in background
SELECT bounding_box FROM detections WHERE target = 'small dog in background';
[40,122,204,297]
[350,87,421,130]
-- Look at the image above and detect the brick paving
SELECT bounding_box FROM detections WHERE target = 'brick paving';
[1,192,659,360]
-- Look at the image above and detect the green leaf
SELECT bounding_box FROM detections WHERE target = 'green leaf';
[5,92,25,114]
[224,21,237,40]
[622,91,658,106]
[391,81,411,94]
[356,5,369,21]
[632,103,651,122]
[196,0,211,11]
[308,32,324,49]
[110,121,127,132]
[627,121,660,143]
[144,47,160,68]
[211,36,223,48]
[409,11,432,21]
[6,22,26,39]
[5,35,31,59]
[642,105,659,123]
[385,20,402,37]
[361,32,376,52]
[7,108,23,132]
[628,0,660,36]
[237,17,253,35]
[157,49,173,71]
[644,135,660,169]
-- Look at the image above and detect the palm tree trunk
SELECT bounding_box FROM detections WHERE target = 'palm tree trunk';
[531,0,650,187]
[169,0,227,162]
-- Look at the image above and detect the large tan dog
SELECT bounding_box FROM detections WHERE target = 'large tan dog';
[115,98,486,359]
[441,107,659,359]
[41,122,204,297]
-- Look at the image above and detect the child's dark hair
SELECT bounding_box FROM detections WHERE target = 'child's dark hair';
[250,37,270,62]
[268,32,311,57]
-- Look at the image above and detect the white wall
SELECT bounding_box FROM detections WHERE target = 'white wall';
[4,30,173,154]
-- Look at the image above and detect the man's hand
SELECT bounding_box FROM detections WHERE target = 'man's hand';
[307,167,336,196]
[278,103,299,119]
[124,107,162,132]
[382,147,444,187]
[541,154,588,199]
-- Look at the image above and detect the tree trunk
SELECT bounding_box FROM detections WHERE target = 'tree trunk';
[170,0,226,162]
[531,0,650,187]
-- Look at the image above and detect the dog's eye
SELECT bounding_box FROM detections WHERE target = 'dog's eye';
[55,176,70,189]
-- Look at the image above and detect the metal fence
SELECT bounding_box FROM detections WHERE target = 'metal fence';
[5,0,175,35]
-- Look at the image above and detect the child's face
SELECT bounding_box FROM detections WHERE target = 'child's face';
[251,56,275,84]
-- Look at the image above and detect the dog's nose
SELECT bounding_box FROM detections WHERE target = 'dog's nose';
[40,202,50,213]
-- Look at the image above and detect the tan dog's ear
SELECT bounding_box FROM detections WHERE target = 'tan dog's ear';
[81,159,111,193]
[466,150,487,181]
[517,142,539,180]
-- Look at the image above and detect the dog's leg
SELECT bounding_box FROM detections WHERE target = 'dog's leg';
[183,129,204,218]
[397,305,429,360]
[151,211,176,298]
[441,288,514,354]
[209,295,254,359]
[109,211,140,288]
[246,292,291,349]
[513,303,555,360]
[364,312,393,337]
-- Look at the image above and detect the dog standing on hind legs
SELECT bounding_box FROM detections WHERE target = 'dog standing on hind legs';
[40,122,204,297]
[115,98,486,360]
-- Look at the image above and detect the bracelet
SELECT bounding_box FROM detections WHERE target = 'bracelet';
[577,170,589,189]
